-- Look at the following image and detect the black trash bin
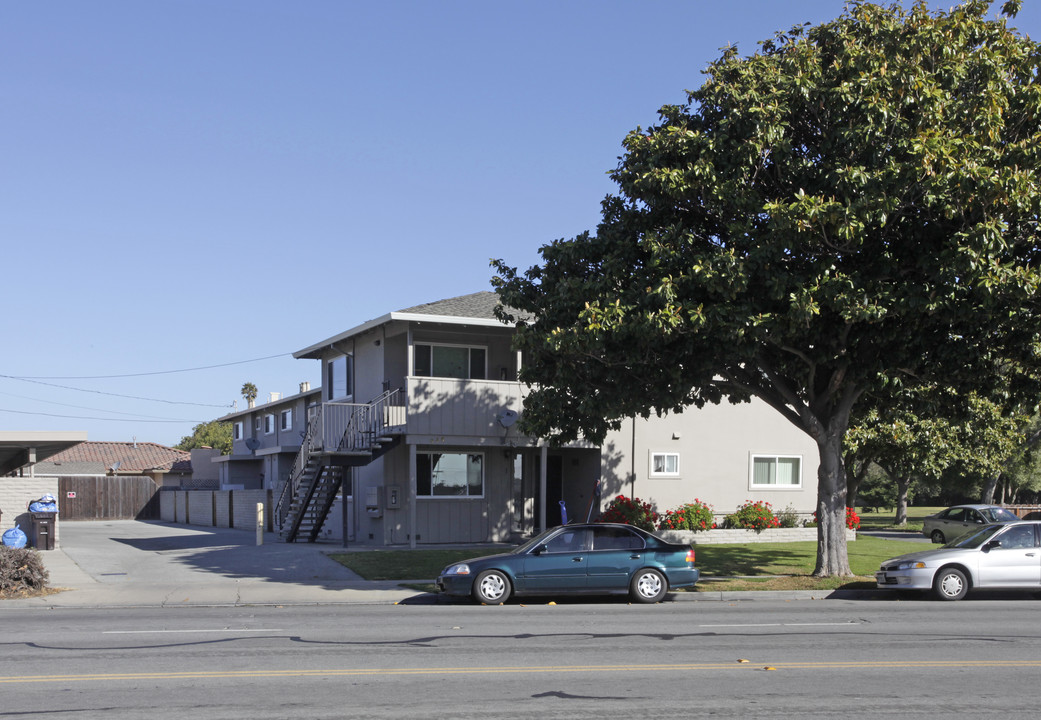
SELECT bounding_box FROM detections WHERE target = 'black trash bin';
[30,512,56,551]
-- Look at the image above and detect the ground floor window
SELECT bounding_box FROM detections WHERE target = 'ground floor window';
[417,452,484,497]
[649,451,680,477]
[750,455,802,488]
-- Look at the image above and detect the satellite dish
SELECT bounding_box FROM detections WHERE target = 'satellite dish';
[244,438,261,451]
[497,410,518,428]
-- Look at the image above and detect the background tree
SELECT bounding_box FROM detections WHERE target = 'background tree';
[241,382,258,408]
[494,1,1041,576]
[175,420,232,455]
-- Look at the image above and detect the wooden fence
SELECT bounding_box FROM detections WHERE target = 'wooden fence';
[56,475,161,520]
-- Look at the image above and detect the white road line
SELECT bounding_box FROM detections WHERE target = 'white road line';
[102,629,282,634]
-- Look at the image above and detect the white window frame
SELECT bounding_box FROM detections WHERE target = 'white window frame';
[649,451,680,478]
[280,409,293,432]
[749,454,803,489]
[233,422,244,441]
[416,451,485,498]
[264,414,276,435]
[412,342,487,380]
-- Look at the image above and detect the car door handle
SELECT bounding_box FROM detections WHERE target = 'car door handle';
[1027,553,1036,557]
[629,554,642,559]
[572,556,584,562]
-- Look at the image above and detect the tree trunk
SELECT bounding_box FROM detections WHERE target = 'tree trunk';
[814,431,852,577]
[894,474,912,526]
[981,471,1000,504]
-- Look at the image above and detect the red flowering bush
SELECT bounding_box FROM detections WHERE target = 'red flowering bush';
[723,501,780,532]
[810,507,861,530]
[598,495,658,532]
[658,500,715,532]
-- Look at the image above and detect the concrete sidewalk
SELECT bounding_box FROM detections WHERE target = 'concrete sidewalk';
[3,520,422,609]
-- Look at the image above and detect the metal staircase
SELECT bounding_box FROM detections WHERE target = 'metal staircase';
[276,389,404,543]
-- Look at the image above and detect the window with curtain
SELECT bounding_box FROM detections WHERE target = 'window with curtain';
[751,455,802,488]
[327,355,353,399]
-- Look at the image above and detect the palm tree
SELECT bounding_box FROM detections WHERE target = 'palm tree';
[241,382,258,408]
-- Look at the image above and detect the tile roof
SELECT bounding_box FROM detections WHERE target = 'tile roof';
[38,441,191,474]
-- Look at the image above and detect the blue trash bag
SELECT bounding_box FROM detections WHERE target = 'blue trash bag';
[2,525,27,548]
[28,502,57,513]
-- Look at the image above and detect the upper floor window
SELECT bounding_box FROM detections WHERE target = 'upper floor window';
[750,455,802,489]
[328,355,353,400]
[280,409,293,431]
[413,343,486,380]
[233,422,244,441]
[264,414,276,435]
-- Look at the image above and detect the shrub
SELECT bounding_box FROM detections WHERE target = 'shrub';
[0,546,49,597]
[598,495,659,532]
[723,501,780,532]
[809,507,861,530]
[776,504,800,528]
[658,500,715,532]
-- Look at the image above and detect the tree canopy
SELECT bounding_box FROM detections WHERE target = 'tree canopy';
[176,420,232,455]
[493,0,1041,575]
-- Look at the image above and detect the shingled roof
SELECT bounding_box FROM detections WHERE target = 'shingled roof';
[35,441,191,475]
[397,291,504,320]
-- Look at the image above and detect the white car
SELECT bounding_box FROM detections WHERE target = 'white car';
[876,521,1041,600]
[921,504,1020,544]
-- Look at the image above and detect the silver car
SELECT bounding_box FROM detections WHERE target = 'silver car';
[876,521,1041,600]
[921,504,1020,544]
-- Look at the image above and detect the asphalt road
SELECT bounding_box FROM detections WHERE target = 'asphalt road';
[4,597,1040,718]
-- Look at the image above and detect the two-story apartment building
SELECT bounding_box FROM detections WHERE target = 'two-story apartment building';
[255,291,818,547]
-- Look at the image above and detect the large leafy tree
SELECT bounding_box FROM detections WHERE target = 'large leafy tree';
[494,0,1041,575]
[176,420,233,455]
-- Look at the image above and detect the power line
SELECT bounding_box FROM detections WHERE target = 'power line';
[0,376,234,408]
[0,390,213,421]
[0,407,204,423]
[5,352,291,380]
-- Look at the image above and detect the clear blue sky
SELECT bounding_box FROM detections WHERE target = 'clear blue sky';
[2,1,1038,446]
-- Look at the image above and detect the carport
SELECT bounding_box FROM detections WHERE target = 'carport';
[0,431,87,476]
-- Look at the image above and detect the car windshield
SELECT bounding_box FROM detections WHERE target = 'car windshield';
[981,507,1019,522]
[945,524,1005,549]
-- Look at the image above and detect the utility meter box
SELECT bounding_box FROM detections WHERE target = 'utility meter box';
[386,485,401,509]
[365,486,382,518]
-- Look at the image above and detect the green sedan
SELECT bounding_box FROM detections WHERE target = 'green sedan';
[436,523,699,604]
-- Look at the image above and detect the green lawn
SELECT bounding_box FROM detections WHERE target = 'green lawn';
[857,506,941,532]
[329,533,928,593]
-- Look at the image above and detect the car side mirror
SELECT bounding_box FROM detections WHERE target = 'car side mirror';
[983,540,1001,552]
[532,544,547,556]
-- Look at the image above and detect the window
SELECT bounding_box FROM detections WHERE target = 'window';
[750,455,802,488]
[233,422,243,441]
[264,414,275,435]
[543,527,592,553]
[592,526,644,551]
[649,451,680,477]
[416,452,483,497]
[254,417,261,434]
[327,355,353,400]
[280,409,293,431]
[413,343,486,380]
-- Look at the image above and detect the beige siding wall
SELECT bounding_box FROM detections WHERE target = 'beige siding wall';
[406,377,525,438]
[602,398,819,517]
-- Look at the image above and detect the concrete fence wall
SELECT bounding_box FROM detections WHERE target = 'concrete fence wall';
[160,490,274,532]
[660,527,857,545]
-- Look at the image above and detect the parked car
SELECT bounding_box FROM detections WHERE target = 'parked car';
[921,504,1020,544]
[876,521,1041,600]
[436,523,699,604]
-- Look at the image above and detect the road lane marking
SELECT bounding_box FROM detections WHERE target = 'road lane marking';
[3,660,1041,684]
[102,629,282,634]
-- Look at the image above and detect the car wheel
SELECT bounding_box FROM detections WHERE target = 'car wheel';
[472,570,511,604]
[630,568,667,603]
[932,567,968,601]
[930,530,945,544]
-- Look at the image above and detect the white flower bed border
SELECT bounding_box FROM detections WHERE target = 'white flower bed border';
[659,527,857,545]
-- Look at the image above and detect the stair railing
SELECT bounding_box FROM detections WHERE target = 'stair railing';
[275,405,324,531]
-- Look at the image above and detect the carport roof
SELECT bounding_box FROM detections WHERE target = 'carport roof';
[0,432,88,476]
